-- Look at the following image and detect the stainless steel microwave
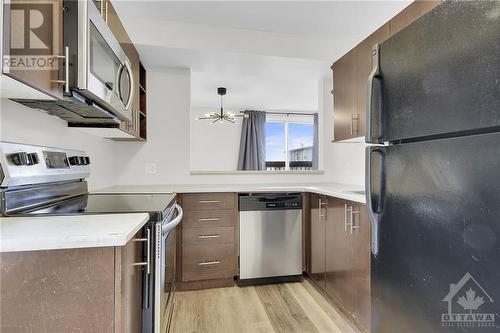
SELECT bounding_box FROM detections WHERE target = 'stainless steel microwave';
[15,0,134,125]
[66,0,134,121]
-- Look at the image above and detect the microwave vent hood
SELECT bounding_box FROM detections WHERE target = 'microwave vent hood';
[12,92,120,125]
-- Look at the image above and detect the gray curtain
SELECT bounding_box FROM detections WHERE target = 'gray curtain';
[237,110,266,170]
[312,113,319,170]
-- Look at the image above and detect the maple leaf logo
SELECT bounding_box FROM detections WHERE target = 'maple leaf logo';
[457,288,485,313]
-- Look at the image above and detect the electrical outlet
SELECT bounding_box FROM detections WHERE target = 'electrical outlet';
[145,163,157,175]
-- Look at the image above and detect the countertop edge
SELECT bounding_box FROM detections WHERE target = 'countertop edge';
[94,185,366,204]
[0,213,150,253]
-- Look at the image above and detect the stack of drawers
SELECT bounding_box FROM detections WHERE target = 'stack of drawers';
[180,193,236,285]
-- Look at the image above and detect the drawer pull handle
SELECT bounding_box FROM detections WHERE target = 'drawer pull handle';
[198,261,220,266]
[197,234,220,239]
[198,200,220,204]
[198,217,220,222]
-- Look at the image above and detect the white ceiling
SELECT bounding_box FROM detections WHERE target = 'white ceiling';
[113,1,410,38]
[135,44,328,109]
[112,0,411,110]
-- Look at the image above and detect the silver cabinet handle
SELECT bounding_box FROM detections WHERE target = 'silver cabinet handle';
[198,200,220,204]
[319,197,327,218]
[198,261,220,266]
[350,205,360,234]
[132,228,150,274]
[197,234,220,239]
[351,113,360,135]
[318,197,321,221]
[345,204,353,231]
[198,217,220,222]
[52,46,69,93]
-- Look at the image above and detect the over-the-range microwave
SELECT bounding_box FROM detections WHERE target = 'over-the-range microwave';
[15,0,134,125]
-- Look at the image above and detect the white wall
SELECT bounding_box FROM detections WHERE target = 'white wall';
[0,67,365,189]
[190,106,242,171]
[113,66,365,187]
[0,99,120,190]
[112,66,333,186]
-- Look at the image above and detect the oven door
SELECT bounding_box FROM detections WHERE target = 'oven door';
[154,204,183,333]
[81,1,133,121]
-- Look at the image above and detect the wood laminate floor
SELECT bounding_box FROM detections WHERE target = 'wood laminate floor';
[170,279,360,333]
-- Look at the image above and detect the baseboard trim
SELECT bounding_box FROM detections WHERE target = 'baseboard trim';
[176,277,235,291]
[236,275,302,287]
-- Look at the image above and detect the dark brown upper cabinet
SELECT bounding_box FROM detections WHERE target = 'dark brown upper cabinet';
[332,50,357,142]
[2,0,64,99]
[331,0,441,142]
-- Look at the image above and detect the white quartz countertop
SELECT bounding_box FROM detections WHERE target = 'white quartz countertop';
[0,213,150,253]
[95,183,366,204]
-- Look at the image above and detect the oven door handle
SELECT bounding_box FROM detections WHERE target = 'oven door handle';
[162,204,183,235]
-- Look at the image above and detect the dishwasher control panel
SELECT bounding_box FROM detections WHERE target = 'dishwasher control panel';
[239,193,303,211]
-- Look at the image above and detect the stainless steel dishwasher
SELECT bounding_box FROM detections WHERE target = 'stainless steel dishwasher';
[238,193,303,285]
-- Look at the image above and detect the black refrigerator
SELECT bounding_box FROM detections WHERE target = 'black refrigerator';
[366,2,500,332]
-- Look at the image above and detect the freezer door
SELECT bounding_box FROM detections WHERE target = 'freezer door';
[367,1,500,143]
[367,132,500,333]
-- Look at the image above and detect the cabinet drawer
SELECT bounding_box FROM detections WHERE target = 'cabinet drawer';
[182,193,235,211]
[182,243,235,281]
[183,226,234,246]
[183,210,235,228]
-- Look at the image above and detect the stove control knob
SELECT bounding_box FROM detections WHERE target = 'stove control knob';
[9,152,28,165]
[82,156,90,165]
[68,156,79,166]
[27,153,39,165]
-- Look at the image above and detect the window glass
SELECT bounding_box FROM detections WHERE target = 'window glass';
[265,122,286,170]
[264,114,317,171]
[288,123,314,170]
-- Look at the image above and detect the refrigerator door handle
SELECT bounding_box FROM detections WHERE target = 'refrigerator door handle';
[366,146,386,256]
[366,43,383,143]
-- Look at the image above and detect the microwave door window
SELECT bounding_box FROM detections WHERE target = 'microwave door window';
[89,23,120,91]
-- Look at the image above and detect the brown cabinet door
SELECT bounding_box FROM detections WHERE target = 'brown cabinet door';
[2,0,64,98]
[332,49,357,141]
[352,204,371,332]
[325,197,354,313]
[355,23,390,136]
[309,194,326,289]
[118,229,145,333]
[389,0,440,36]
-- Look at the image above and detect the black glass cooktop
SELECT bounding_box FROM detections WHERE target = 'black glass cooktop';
[25,193,176,221]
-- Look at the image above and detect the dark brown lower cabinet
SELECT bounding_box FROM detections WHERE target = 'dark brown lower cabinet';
[352,203,371,332]
[308,196,371,333]
[309,193,326,289]
[326,197,354,313]
[178,193,237,291]
[0,228,146,333]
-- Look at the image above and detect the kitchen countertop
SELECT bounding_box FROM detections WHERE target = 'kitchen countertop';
[0,213,150,253]
[95,183,366,204]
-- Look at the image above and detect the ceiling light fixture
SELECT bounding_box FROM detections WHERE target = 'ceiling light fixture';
[196,87,246,124]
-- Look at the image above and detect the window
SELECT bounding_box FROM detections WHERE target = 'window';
[265,113,317,171]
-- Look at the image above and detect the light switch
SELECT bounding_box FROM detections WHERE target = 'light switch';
[145,163,157,175]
